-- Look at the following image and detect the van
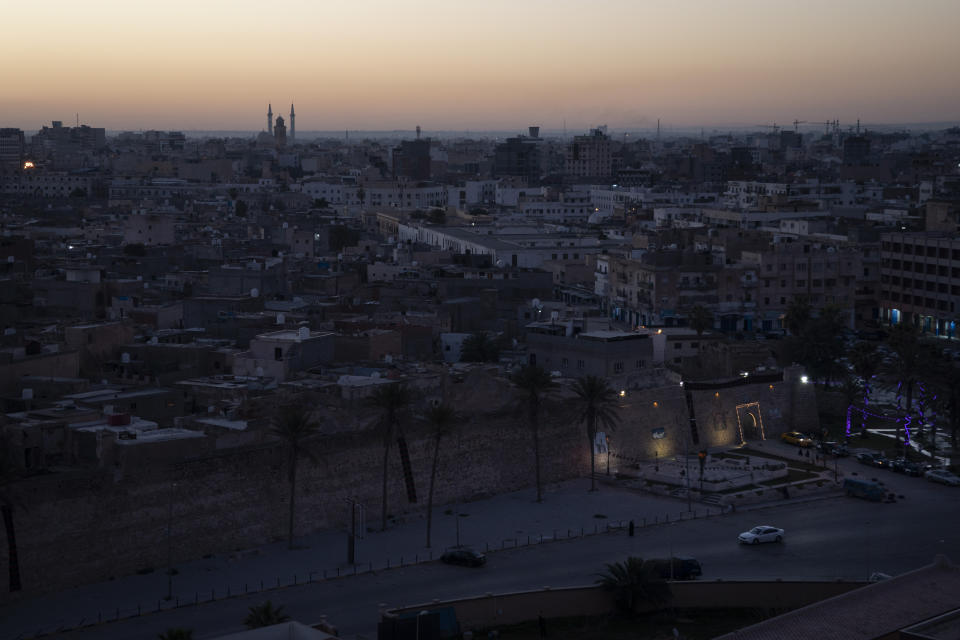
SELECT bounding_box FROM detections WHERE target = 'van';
[843,477,885,502]
[650,556,702,580]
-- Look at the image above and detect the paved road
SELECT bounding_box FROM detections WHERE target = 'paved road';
[4,445,956,640]
[30,470,960,640]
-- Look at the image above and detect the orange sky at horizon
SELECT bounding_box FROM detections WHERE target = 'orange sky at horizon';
[2,0,958,132]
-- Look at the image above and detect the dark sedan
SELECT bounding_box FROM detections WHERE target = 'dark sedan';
[440,547,486,567]
[857,452,889,468]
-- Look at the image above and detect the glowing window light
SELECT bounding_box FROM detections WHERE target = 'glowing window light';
[23,161,35,169]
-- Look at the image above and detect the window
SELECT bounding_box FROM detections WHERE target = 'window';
[673,357,682,364]
[613,361,624,373]
[635,360,645,369]
[577,359,585,369]
[562,358,569,367]
[674,342,683,349]
[796,280,805,287]
[274,347,283,361]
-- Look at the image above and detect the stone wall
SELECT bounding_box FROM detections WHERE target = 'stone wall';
[0,367,816,601]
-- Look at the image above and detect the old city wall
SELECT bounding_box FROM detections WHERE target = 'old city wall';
[0,368,815,601]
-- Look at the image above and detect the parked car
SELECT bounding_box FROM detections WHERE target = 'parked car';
[924,469,960,486]
[738,525,785,545]
[781,431,814,447]
[818,441,850,457]
[890,458,923,477]
[440,547,486,567]
[648,556,702,580]
[857,452,889,468]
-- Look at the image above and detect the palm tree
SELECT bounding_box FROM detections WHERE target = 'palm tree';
[158,629,194,640]
[511,365,555,503]
[596,557,672,614]
[571,376,621,491]
[850,341,881,436]
[687,305,713,338]
[0,429,22,592]
[271,404,321,550]
[244,601,290,629]
[886,324,924,446]
[424,404,458,548]
[459,331,499,363]
[367,383,411,531]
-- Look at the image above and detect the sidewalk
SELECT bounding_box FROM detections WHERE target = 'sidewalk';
[0,476,839,640]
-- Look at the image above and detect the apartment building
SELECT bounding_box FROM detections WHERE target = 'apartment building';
[879,232,960,338]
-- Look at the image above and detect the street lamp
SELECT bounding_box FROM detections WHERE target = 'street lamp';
[165,480,177,601]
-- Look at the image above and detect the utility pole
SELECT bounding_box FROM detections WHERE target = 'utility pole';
[165,480,177,601]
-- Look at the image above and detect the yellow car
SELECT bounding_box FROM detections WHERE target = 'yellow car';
[781,431,814,447]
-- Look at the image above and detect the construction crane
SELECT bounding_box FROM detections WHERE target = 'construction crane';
[754,123,780,133]
[792,120,808,132]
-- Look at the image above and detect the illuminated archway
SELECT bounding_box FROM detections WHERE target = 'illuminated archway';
[735,402,766,443]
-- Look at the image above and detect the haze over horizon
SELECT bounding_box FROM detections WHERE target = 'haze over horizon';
[2,0,959,132]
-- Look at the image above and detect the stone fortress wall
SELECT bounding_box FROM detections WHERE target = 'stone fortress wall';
[0,365,816,600]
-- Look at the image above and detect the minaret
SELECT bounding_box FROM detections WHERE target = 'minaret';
[267,104,273,135]
[290,103,295,143]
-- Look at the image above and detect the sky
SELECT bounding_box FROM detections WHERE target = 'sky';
[2,0,959,133]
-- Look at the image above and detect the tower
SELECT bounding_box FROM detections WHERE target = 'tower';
[290,103,295,143]
[274,115,287,148]
[267,104,273,135]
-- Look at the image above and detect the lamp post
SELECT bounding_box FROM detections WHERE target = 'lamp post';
[605,435,611,475]
[165,480,177,601]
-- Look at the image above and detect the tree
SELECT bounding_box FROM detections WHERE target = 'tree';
[0,429,22,592]
[235,200,248,217]
[687,305,713,338]
[244,601,290,629]
[850,341,881,437]
[596,557,672,614]
[927,349,960,453]
[510,365,555,502]
[459,331,499,363]
[271,404,321,550]
[157,629,194,640]
[886,324,924,446]
[228,188,239,201]
[424,404,458,548]
[356,186,366,206]
[783,297,812,337]
[366,383,411,531]
[571,376,621,491]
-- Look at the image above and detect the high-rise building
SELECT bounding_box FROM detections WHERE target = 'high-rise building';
[565,127,612,179]
[493,126,542,185]
[392,129,432,180]
[0,128,25,172]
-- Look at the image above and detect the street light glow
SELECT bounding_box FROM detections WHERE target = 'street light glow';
[801,376,809,384]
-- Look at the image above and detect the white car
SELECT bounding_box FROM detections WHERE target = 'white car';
[925,469,960,486]
[738,525,785,545]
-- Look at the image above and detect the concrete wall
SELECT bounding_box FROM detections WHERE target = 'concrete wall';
[0,368,815,601]
[387,581,869,630]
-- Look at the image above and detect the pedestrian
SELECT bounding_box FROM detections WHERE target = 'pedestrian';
[629,520,635,537]
[538,613,548,638]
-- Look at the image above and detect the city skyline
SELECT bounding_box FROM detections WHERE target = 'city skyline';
[3,0,959,132]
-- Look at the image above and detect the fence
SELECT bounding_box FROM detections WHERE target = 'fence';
[8,506,727,640]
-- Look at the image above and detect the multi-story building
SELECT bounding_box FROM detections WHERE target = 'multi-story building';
[0,128,25,171]
[565,128,612,179]
[879,232,960,338]
[493,129,542,184]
